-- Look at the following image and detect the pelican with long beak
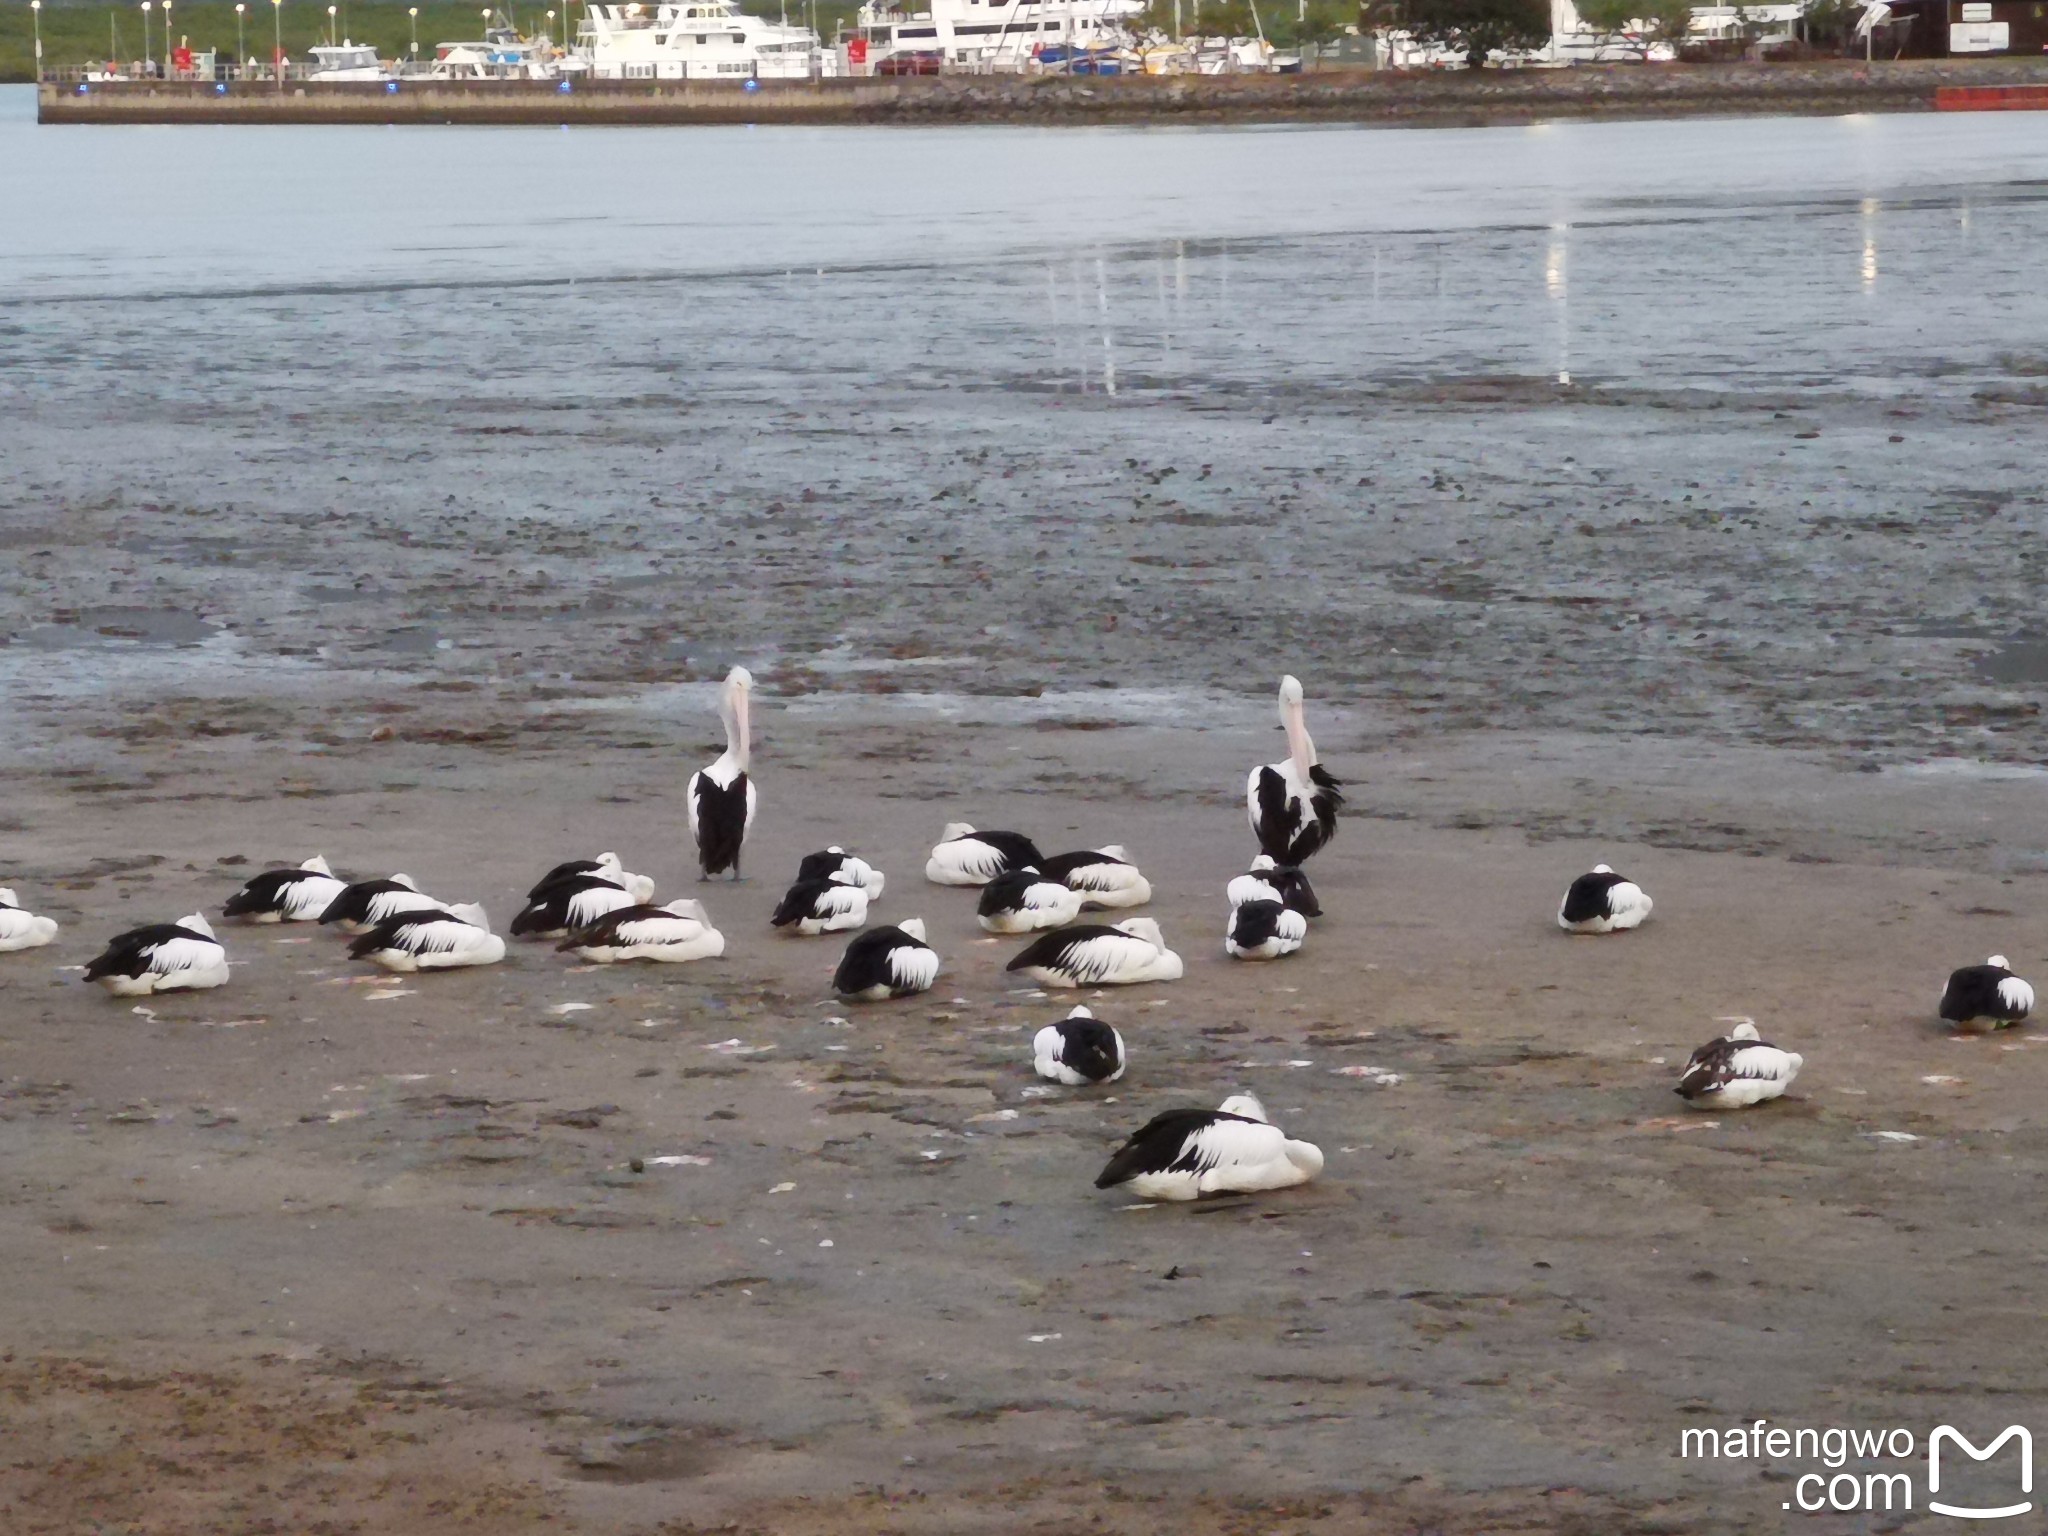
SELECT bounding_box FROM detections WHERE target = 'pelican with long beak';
[1246,676,1342,866]
[688,666,757,880]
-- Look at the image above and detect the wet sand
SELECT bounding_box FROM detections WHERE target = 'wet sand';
[6,710,2048,1533]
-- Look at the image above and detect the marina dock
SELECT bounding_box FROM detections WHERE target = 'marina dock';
[36,60,2048,127]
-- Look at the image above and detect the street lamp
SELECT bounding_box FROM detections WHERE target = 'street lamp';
[29,0,41,79]
[270,0,281,86]
[140,0,153,75]
[326,2,336,45]
[163,0,173,71]
[407,4,417,54]
[235,2,246,68]
[546,9,555,48]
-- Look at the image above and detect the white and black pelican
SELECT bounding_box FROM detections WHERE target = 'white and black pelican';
[976,868,1083,934]
[1939,956,2034,1032]
[1674,1020,1802,1108]
[348,903,505,972]
[510,873,639,939]
[1033,1004,1126,1085]
[1225,854,1321,919]
[222,856,348,924]
[1247,675,1342,866]
[83,913,230,995]
[925,823,1045,887]
[1094,1093,1323,1201]
[771,877,869,935]
[529,852,655,905]
[796,847,885,902]
[1557,864,1653,933]
[317,875,450,934]
[559,899,725,964]
[1005,917,1183,988]
[1036,846,1152,910]
[1225,898,1307,961]
[688,665,756,880]
[0,888,60,951]
[832,918,940,1001]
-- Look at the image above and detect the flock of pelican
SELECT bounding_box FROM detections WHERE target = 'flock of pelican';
[3,668,2035,1201]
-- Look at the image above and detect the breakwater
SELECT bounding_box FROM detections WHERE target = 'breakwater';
[36,58,2048,126]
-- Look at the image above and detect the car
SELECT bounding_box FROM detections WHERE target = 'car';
[875,50,942,74]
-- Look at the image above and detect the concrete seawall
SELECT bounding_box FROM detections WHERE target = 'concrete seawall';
[37,59,2048,127]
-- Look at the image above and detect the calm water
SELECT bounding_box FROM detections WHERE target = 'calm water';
[5,82,2048,398]
[5,85,2048,764]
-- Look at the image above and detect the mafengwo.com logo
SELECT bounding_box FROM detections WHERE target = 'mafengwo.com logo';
[1679,1420,2032,1518]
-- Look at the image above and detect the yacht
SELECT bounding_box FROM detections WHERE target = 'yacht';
[578,0,839,80]
[424,24,564,78]
[852,0,1145,71]
[306,42,395,79]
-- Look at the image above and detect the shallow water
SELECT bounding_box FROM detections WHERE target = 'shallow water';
[4,87,2048,765]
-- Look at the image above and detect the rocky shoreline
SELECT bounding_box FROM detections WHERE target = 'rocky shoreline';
[38,57,2048,126]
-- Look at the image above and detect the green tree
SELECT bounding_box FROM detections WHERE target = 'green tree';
[1399,0,1550,65]
[1266,0,1361,49]
[1572,0,1693,56]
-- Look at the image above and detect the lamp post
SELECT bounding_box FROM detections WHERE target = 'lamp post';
[271,0,281,86]
[163,0,173,71]
[29,0,41,79]
[408,4,417,54]
[235,2,246,68]
[326,2,336,44]
[546,8,555,47]
[140,0,153,74]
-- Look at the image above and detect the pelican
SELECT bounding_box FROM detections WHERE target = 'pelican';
[1032,1004,1126,1085]
[348,903,504,972]
[1036,846,1152,910]
[83,913,230,995]
[771,877,869,935]
[687,665,756,880]
[796,847,885,902]
[1095,1093,1323,1201]
[1247,676,1342,866]
[1225,898,1306,961]
[832,919,940,1002]
[1005,917,1182,988]
[1557,864,1653,934]
[1939,956,2034,1032]
[510,873,639,939]
[1674,1020,1802,1108]
[925,823,1045,886]
[1225,854,1321,919]
[976,868,1084,934]
[0,888,60,951]
[559,899,725,964]
[317,875,451,934]
[528,852,655,905]
[222,856,348,924]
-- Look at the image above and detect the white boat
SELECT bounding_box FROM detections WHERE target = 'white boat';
[306,42,395,80]
[578,0,838,80]
[424,26,563,78]
[853,0,1145,71]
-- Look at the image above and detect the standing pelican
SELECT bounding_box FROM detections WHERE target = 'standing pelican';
[1247,676,1342,866]
[688,666,756,880]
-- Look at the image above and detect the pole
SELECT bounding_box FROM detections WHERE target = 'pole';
[140,0,152,75]
[272,0,281,86]
[31,0,41,79]
[236,2,246,68]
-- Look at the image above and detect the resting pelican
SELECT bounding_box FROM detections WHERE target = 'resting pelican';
[1005,917,1182,988]
[976,868,1084,934]
[1247,676,1342,866]
[1557,864,1653,934]
[771,877,869,935]
[1939,956,2034,1032]
[511,873,639,939]
[688,666,756,880]
[560,900,725,964]
[222,856,348,924]
[1674,1020,1801,1108]
[0,888,61,951]
[528,852,655,905]
[1225,854,1321,919]
[317,875,451,934]
[1224,898,1306,961]
[1036,846,1152,910]
[796,847,885,901]
[348,903,504,972]
[925,823,1044,886]
[1033,1004,1126,1085]
[833,919,940,1001]
[1094,1093,1323,1200]
[84,913,230,995]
